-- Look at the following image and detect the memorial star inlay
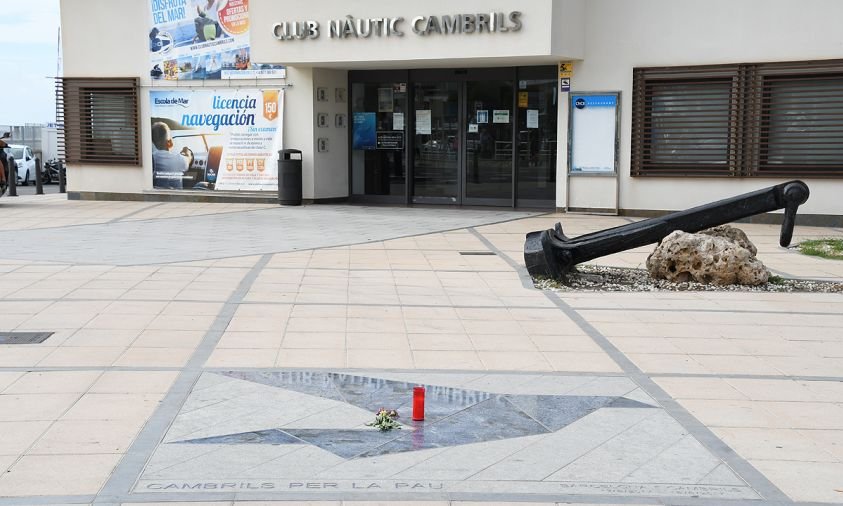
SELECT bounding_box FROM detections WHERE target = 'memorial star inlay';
[170,371,655,459]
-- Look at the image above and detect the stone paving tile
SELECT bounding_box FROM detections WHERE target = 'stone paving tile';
[0,453,123,495]
[753,460,843,503]
[0,421,52,455]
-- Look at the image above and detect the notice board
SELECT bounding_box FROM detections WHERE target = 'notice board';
[568,93,620,173]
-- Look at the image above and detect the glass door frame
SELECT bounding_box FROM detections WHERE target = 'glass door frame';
[408,68,517,207]
[347,69,410,205]
[348,66,557,208]
[515,65,559,209]
[409,69,465,205]
[460,67,517,207]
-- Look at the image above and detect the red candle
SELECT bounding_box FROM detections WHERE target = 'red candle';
[412,386,425,421]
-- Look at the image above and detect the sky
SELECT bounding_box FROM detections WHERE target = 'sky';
[0,0,61,126]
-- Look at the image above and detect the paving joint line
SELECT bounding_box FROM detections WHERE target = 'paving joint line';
[10,209,544,268]
[0,490,812,505]
[3,366,841,383]
[571,306,843,316]
[471,226,793,504]
[649,372,843,382]
[0,206,276,234]
[468,227,535,290]
[0,366,184,372]
[94,253,273,502]
[106,202,167,224]
[0,299,557,309]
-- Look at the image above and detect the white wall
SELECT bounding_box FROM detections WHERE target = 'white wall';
[250,0,584,68]
[564,0,843,215]
[312,69,349,199]
[60,0,301,196]
[61,0,149,193]
[284,67,316,199]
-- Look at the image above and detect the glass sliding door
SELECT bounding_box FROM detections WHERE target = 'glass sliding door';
[412,81,459,203]
[350,74,408,202]
[350,66,557,208]
[465,77,514,205]
[516,69,558,206]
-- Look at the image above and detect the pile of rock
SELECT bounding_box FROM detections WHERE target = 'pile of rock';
[646,225,768,286]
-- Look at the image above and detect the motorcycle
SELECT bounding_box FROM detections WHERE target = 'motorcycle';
[43,159,64,185]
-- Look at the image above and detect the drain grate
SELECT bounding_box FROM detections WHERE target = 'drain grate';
[459,251,497,256]
[0,332,54,345]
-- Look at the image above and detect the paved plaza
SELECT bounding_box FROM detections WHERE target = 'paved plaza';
[0,194,842,505]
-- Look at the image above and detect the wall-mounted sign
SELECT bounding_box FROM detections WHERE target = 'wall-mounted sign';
[148,0,285,81]
[558,62,574,78]
[272,12,522,42]
[560,78,571,92]
[150,89,284,191]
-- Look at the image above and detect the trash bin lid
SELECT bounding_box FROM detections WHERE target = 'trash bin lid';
[278,148,302,160]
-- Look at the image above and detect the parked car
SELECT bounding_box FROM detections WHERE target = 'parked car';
[7,144,37,186]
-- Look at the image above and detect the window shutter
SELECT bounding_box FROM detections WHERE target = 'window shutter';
[632,59,843,178]
[754,60,843,177]
[56,77,141,166]
[632,65,739,176]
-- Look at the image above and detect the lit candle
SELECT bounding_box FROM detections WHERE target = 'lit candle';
[412,386,425,421]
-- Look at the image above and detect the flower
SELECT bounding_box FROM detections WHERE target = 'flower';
[367,408,401,431]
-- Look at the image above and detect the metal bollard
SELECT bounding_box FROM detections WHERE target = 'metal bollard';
[8,161,16,197]
[35,159,43,195]
[58,163,66,194]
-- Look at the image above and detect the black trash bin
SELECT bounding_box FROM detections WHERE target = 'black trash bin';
[277,149,302,206]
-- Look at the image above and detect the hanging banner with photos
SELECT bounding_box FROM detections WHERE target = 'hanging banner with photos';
[150,88,284,191]
[148,0,285,80]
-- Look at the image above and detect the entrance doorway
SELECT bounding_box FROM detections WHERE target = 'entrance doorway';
[350,66,557,207]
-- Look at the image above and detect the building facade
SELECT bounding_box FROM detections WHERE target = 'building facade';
[60,0,843,222]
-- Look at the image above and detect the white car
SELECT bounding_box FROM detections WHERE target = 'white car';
[7,144,36,186]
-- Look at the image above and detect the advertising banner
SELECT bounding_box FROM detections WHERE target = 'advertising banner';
[148,0,285,80]
[150,88,284,191]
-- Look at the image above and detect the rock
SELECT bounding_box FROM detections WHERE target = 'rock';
[646,226,768,286]
[698,225,757,255]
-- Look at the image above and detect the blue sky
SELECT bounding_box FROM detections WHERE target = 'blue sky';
[0,0,61,126]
